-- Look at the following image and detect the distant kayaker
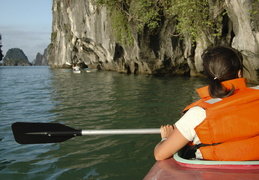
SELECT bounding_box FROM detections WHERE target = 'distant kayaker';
[154,46,259,161]
[72,64,80,71]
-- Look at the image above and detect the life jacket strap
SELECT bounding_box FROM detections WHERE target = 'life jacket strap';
[192,142,222,151]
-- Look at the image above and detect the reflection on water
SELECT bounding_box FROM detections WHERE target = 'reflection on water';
[0,67,206,180]
[49,69,206,127]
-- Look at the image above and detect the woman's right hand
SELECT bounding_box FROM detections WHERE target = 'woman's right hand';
[160,124,174,139]
[154,125,189,160]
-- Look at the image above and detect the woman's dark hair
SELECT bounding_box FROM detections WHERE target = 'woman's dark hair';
[202,46,243,98]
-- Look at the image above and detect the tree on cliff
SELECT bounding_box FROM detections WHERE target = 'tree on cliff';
[3,48,31,66]
[97,0,222,45]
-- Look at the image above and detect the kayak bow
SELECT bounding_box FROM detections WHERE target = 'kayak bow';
[144,153,259,180]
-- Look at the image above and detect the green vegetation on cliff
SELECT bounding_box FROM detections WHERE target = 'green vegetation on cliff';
[167,0,222,42]
[97,0,223,45]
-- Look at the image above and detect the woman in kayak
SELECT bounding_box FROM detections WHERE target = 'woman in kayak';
[154,46,259,161]
[72,63,80,71]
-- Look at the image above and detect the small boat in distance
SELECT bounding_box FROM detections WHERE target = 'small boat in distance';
[144,152,259,180]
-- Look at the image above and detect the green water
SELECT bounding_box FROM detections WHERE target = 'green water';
[0,66,206,179]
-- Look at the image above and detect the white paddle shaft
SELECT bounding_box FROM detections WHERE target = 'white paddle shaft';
[81,128,160,135]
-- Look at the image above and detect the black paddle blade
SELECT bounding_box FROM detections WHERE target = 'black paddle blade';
[12,122,82,144]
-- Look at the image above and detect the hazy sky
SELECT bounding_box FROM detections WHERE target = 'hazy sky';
[0,0,52,62]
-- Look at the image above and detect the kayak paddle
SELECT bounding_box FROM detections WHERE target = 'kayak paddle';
[11,122,160,144]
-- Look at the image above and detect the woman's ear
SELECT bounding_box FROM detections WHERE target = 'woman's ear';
[238,70,242,78]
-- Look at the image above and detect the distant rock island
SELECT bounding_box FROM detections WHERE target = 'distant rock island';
[2,48,31,66]
[32,48,49,66]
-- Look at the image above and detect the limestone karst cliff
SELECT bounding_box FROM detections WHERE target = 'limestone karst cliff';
[48,0,259,83]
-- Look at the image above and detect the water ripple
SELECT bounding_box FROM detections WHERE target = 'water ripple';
[0,67,206,180]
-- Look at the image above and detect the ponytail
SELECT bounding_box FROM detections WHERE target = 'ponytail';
[208,78,235,98]
[202,46,243,98]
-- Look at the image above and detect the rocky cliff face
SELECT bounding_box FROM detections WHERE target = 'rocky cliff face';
[49,0,259,83]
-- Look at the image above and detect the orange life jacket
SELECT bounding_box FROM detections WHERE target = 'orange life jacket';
[183,78,259,161]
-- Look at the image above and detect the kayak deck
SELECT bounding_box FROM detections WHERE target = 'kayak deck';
[144,153,259,180]
[73,70,81,73]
